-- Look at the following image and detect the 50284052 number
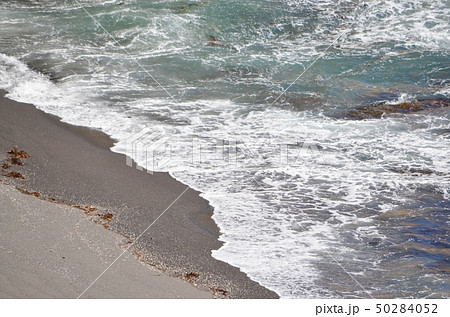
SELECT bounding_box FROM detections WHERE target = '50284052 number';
[375,304,438,314]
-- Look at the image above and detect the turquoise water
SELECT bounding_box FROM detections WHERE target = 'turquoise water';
[1,0,449,297]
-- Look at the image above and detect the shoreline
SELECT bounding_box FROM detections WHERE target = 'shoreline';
[0,91,278,298]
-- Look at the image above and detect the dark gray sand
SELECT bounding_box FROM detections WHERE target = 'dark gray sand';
[0,91,278,298]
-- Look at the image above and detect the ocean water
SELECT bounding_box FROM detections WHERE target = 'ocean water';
[1,0,449,298]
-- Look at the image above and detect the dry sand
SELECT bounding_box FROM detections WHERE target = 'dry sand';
[0,182,211,298]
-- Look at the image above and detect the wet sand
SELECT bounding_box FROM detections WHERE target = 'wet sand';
[0,91,278,298]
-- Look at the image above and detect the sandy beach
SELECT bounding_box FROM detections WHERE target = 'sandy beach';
[0,91,278,298]
[0,183,211,298]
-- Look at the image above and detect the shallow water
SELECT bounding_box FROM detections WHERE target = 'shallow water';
[1,0,449,297]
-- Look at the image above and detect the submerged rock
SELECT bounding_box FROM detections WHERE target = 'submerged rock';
[346,98,450,119]
[377,209,416,220]
[368,237,382,247]
[207,35,237,51]
[173,1,205,13]
[389,167,446,176]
